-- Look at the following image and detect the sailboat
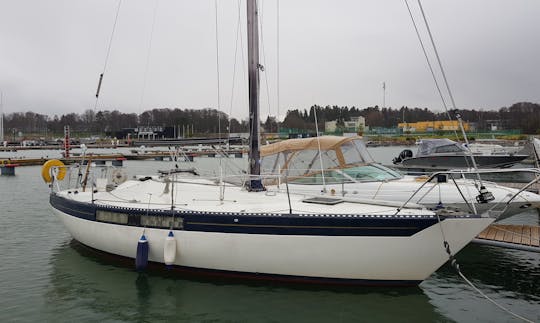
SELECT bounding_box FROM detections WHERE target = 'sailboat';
[43,0,496,286]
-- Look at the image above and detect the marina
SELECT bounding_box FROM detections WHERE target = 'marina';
[1,156,539,322]
[1,0,540,322]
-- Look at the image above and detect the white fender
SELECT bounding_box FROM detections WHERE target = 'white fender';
[163,231,177,265]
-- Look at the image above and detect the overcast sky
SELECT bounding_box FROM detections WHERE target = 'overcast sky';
[0,0,539,120]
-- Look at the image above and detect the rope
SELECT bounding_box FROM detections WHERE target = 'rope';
[258,0,273,126]
[435,216,534,322]
[214,0,222,141]
[406,0,488,189]
[457,269,534,323]
[138,0,160,115]
[93,0,123,111]
[276,0,280,131]
[228,0,243,137]
[403,0,470,169]
[313,106,327,191]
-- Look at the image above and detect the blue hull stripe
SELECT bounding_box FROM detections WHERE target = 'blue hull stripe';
[50,193,464,237]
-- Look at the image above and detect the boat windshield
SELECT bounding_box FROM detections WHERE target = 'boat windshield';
[417,138,466,156]
[288,164,402,185]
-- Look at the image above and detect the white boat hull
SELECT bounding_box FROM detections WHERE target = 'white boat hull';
[53,207,493,284]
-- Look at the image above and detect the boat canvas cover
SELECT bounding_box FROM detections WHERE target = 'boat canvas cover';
[260,136,373,177]
[417,139,466,156]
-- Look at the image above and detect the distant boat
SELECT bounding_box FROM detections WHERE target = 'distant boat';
[393,138,528,170]
[532,138,540,167]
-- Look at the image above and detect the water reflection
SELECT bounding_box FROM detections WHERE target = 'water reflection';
[45,240,447,322]
[421,243,540,322]
[433,243,540,299]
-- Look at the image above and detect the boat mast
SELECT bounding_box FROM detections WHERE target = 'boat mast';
[246,0,264,191]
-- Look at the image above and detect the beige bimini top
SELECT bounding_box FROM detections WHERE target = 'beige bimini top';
[260,136,374,178]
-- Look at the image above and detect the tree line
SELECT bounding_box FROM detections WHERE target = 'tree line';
[2,101,539,138]
[281,102,540,134]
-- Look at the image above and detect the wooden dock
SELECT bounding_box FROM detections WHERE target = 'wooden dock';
[473,224,540,252]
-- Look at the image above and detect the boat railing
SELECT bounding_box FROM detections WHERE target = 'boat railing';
[396,168,540,217]
[48,163,540,216]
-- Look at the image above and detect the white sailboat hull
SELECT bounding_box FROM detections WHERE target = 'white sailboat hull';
[53,207,493,284]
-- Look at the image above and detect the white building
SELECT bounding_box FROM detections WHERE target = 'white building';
[325,116,365,133]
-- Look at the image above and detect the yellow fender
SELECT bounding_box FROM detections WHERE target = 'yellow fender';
[41,159,67,183]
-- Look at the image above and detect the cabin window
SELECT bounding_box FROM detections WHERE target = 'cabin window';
[289,164,401,185]
[434,144,464,153]
[96,210,128,224]
[286,150,339,177]
[341,142,364,164]
[261,152,286,175]
[352,139,374,163]
[341,165,401,181]
[141,215,183,229]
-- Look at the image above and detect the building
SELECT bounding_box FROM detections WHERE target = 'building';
[397,120,469,133]
[325,116,366,133]
[325,120,338,133]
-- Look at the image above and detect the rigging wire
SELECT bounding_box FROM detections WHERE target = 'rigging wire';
[409,5,528,318]
[276,0,280,131]
[228,0,248,138]
[258,0,273,129]
[214,0,222,141]
[403,4,526,317]
[228,0,243,139]
[313,107,326,191]
[403,0,450,118]
[138,0,160,115]
[93,0,123,110]
[403,0,469,169]
[415,0,481,176]
[405,0,490,187]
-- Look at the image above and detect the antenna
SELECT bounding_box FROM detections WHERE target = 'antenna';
[382,81,386,109]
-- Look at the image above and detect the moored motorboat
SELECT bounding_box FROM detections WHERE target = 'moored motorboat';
[393,138,528,170]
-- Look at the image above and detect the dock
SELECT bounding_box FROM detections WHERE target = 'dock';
[473,224,540,252]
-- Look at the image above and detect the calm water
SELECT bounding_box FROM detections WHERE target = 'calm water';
[1,149,539,322]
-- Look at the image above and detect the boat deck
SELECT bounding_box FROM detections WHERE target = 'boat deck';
[473,224,540,252]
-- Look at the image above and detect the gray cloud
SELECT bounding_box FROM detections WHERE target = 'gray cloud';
[0,0,539,120]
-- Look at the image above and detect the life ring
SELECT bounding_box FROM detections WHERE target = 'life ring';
[41,159,67,183]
